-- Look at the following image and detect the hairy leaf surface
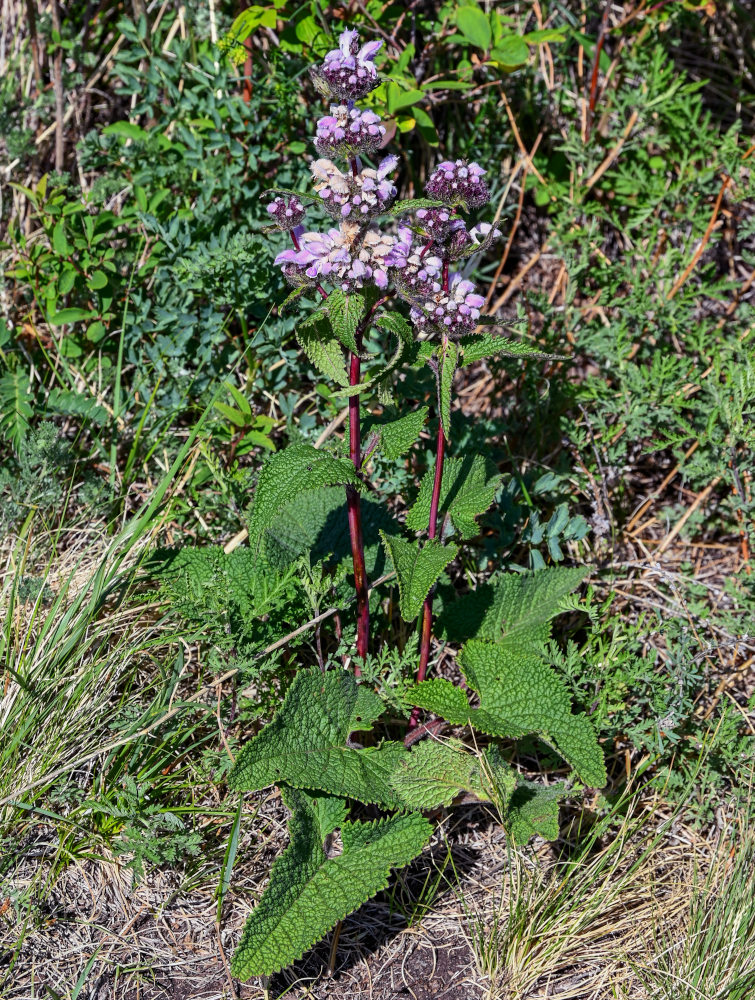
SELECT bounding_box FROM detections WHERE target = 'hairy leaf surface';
[505,780,565,844]
[380,532,459,622]
[438,339,458,439]
[296,315,349,386]
[440,566,587,644]
[407,640,606,786]
[391,739,516,810]
[458,333,561,367]
[231,788,432,979]
[406,454,502,540]
[229,669,406,806]
[369,406,429,460]
[248,445,360,555]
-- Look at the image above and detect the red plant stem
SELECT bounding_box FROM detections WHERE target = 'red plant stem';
[347,334,369,671]
[408,264,451,735]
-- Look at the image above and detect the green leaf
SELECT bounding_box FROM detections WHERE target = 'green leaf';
[412,106,439,146]
[459,333,561,367]
[248,445,360,555]
[370,406,428,460]
[522,29,566,44]
[296,316,349,387]
[440,566,588,644]
[52,221,72,256]
[230,787,432,979]
[408,640,606,786]
[390,197,446,216]
[438,339,458,440]
[380,533,459,622]
[102,121,150,142]
[457,6,492,50]
[334,311,412,397]
[491,36,529,66]
[87,270,108,290]
[505,780,565,844]
[0,369,33,451]
[279,284,309,311]
[391,738,512,810]
[48,307,95,326]
[386,81,425,113]
[406,454,501,540]
[228,669,406,806]
[321,289,365,354]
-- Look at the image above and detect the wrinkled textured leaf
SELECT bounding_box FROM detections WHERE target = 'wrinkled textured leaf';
[296,315,349,386]
[439,566,587,644]
[459,332,560,367]
[248,445,360,555]
[370,406,429,460]
[322,289,365,354]
[391,738,512,810]
[407,640,606,786]
[228,668,406,806]
[380,532,459,623]
[506,780,565,844]
[406,454,501,540]
[438,339,458,439]
[334,311,412,397]
[231,787,432,978]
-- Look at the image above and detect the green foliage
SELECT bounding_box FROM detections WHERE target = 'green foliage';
[391,738,515,810]
[248,445,361,556]
[440,567,588,643]
[380,533,459,622]
[368,406,429,461]
[505,780,565,845]
[438,339,458,440]
[230,787,432,979]
[406,454,502,540]
[408,639,606,787]
[296,314,350,387]
[0,367,33,451]
[458,332,559,367]
[228,669,405,807]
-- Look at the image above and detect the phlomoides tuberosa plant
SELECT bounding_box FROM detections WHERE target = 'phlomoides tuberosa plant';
[220,21,607,984]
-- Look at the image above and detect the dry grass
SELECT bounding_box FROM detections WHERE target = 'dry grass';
[5,786,751,1000]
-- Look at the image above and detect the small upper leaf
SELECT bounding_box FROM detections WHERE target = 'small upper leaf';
[438,339,458,440]
[406,454,502,540]
[459,332,562,367]
[367,406,429,460]
[380,532,459,622]
[407,640,606,787]
[296,315,349,387]
[321,289,365,355]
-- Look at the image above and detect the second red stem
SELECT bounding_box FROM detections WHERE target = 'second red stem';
[409,261,451,732]
[347,335,369,671]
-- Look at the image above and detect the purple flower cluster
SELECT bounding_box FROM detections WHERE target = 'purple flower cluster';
[275,222,400,293]
[315,105,385,158]
[265,195,306,231]
[410,274,486,338]
[311,156,397,220]
[390,226,443,295]
[311,29,382,102]
[425,159,490,209]
[268,26,497,324]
